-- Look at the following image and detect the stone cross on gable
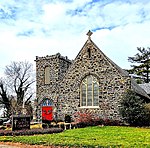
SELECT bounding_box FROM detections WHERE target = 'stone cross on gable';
[86,30,93,39]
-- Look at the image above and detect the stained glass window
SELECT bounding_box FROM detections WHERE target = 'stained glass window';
[42,99,53,106]
[80,75,99,107]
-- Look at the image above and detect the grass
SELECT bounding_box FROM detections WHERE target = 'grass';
[0,126,150,147]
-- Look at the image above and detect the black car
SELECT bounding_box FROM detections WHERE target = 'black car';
[0,119,3,125]
[3,119,11,126]
[0,118,9,125]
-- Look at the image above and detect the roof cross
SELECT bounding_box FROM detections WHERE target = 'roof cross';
[86,30,93,39]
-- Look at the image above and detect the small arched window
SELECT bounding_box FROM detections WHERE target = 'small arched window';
[42,98,53,106]
[80,75,99,107]
[87,48,91,58]
[45,66,50,84]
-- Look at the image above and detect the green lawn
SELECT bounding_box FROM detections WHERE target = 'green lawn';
[0,126,150,147]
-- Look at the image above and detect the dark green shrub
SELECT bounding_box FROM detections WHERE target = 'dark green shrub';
[120,90,150,126]
[103,119,123,126]
[65,114,71,123]
[42,123,49,129]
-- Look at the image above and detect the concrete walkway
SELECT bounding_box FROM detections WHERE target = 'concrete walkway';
[0,145,18,148]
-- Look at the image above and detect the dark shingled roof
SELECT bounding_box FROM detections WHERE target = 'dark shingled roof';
[139,83,150,95]
[131,79,150,100]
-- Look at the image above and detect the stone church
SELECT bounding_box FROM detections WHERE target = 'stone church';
[35,31,149,123]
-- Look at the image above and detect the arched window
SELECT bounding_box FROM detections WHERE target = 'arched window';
[80,75,99,107]
[42,98,53,106]
[87,48,91,58]
[45,66,50,84]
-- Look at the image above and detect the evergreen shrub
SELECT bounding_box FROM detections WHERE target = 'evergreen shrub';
[120,89,150,126]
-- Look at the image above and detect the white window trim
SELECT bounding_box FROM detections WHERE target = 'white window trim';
[79,106,99,109]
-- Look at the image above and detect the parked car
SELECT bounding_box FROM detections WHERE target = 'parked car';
[0,119,3,125]
[0,118,8,125]
[3,119,11,126]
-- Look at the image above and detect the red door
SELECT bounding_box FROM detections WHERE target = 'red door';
[42,106,53,121]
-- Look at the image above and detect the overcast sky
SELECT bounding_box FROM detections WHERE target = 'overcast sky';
[0,0,150,77]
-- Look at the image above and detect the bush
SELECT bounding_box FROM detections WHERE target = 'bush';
[42,123,49,129]
[145,103,150,111]
[74,110,100,127]
[65,115,71,123]
[120,89,150,127]
[0,128,63,136]
[74,110,122,127]
[103,118,123,126]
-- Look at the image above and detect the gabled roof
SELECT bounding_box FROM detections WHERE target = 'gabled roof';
[64,31,150,100]
[74,36,129,77]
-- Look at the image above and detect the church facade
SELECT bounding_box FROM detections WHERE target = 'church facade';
[35,31,149,123]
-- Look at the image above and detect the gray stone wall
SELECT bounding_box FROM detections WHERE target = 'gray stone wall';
[57,39,130,121]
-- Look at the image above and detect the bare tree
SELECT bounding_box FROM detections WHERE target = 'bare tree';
[0,61,35,116]
[0,79,12,117]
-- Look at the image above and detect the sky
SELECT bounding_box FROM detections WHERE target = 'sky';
[0,0,150,77]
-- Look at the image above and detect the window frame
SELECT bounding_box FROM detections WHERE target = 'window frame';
[42,98,53,106]
[44,66,50,84]
[80,75,99,108]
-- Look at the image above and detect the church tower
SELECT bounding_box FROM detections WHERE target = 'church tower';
[35,53,72,122]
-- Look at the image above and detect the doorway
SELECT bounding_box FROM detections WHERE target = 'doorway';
[42,98,53,122]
